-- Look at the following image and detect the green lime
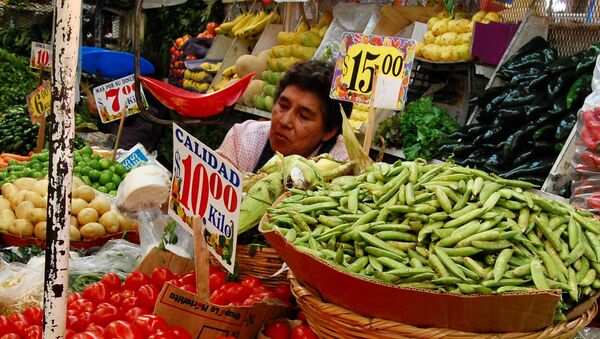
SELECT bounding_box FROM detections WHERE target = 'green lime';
[89,160,101,170]
[92,182,100,189]
[99,159,111,170]
[109,190,117,196]
[89,169,101,181]
[33,172,44,179]
[25,169,35,177]
[97,186,108,193]
[99,172,112,185]
[111,174,122,185]
[80,166,91,177]
[31,163,42,172]
[6,175,16,182]
[73,166,82,174]
[82,146,93,156]
[39,153,49,161]
[29,158,39,165]
[81,175,91,186]
[74,155,83,164]
[8,160,18,166]
[105,182,116,191]
[115,164,127,176]
[108,165,115,173]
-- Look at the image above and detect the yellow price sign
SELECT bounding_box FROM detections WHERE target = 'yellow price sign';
[330,33,416,110]
[341,44,406,95]
[27,82,51,123]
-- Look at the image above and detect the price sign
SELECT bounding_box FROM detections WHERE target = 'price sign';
[26,81,51,123]
[30,42,52,70]
[330,33,416,110]
[93,74,147,124]
[168,123,242,273]
[117,144,150,169]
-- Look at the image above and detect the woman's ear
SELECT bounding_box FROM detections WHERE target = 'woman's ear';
[321,127,338,142]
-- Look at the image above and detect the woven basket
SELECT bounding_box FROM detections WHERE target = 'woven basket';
[0,230,139,250]
[210,244,286,287]
[291,277,598,339]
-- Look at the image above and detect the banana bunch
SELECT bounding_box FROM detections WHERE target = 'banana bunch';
[208,65,238,93]
[238,153,354,235]
[215,11,280,40]
[199,62,222,72]
[349,104,369,132]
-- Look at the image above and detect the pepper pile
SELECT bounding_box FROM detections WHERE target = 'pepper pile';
[0,105,39,156]
[264,160,600,321]
[438,37,599,186]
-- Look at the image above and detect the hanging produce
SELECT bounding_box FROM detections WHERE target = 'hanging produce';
[215,11,281,40]
[375,97,459,160]
[264,160,600,321]
[438,37,600,186]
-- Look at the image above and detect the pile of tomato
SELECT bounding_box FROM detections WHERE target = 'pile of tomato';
[207,268,292,307]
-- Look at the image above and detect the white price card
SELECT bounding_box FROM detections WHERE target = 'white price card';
[168,123,242,273]
[30,42,52,70]
[93,74,147,124]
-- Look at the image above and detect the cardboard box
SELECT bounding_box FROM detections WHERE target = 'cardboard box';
[259,217,565,333]
[397,21,429,42]
[372,5,437,37]
[137,247,290,338]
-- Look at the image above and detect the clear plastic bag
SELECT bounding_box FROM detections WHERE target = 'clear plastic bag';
[576,327,600,339]
[137,207,194,259]
[0,256,45,315]
[69,239,141,276]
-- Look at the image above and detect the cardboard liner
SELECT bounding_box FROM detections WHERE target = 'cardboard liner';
[259,194,569,333]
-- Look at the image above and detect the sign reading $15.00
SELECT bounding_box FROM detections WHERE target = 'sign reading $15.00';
[341,44,406,94]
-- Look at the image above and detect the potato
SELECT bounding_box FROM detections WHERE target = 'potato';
[1,183,17,200]
[71,215,79,229]
[24,191,45,208]
[99,211,119,234]
[9,190,26,209]
[70,225,81,241]
[34,221,46,240]
[9,219,34,237]
[76,186,96,203]
[0,209,15,233]
[89,196,111,215]
[30,208,46,224]
[77,208,99,225]
[71,198,88,215]
[14,178,37,191]
[15,201,35,220]
[33,179,48,197]
[118,214,139,232]
[73,176,84,190]
[0,197,10,210]
[80,222,106,239]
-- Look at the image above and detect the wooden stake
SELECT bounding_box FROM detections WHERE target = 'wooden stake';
[112,110,126,160]
[193,217,210,299]
[362,66,379,153]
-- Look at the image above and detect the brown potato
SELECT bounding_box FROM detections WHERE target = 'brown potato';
[9,190,26,210]
[1,183,17,200]
[30,208,46,224]
[71,198,88,215]
[0,209,15,233]
[13,178,36,191]
[70,225,81,241]
[70,215,79,229]
[118,214,139,232]
[73,176,84,190]
[88,196,111,215]
[99,211,119,234]
[32,179,48,197]
[9,219,33,237]
[0,197,11,210]
[77,208,99,225]
[24,191,45,208]
[15,201,35,220]
[76,186,96,203]
[34,221,46,240]
[80,222,106,239]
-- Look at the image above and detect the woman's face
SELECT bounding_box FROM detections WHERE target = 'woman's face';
[269,85,337,157]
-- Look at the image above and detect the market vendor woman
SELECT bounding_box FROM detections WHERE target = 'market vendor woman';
[217,60,352,173]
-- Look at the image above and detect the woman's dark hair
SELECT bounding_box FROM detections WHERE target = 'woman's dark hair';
[275,60,352,134]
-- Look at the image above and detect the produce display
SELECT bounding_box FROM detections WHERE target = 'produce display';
[0,269,194,338]
[0,176,138,241]
[0,105,39,156]
[168,26,217,87]
[348,104,369,133]
[264,160,600,320]
[375,97,459,160]
[417,10,501,62]
[210,64,240,92]
[439,37,599,186]
[0,49,37,112]
[215,11,281,40]
[183,60,222,93]
[260,312,318,339]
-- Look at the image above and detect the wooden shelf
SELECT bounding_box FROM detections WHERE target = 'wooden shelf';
[234,104,271,119]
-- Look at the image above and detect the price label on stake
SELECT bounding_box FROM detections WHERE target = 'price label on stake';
[330,33,416,110]
[168,123,242,273]
[30,42,52,70]
[93,74,147,123]
[26,81,51,123]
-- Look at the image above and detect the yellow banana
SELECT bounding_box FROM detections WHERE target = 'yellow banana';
[222,65,236,77]
[229,13,256,38]
[216,13,247,34]
[239,12,279,37]
[234,12,265,37]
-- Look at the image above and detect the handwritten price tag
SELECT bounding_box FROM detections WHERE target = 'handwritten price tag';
[93,74,147,124]
[26,82,51,123]
[168,123,242,273]
[330,33,416,110]
[30,42,52,70]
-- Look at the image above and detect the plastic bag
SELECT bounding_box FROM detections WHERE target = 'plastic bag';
[69,239,141,277]
[0,256,45,315]
[137,207,194,259]
[576,327,600,339]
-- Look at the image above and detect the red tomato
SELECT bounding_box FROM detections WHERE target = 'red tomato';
[185,55,197,60]
[208,266,220,275]
[96,303,113,310]
[215,336,237,339]
[180,284,196,294]
[104,320,143,339]
[225,283,252,302]
[0,334,21,339]
[209,271,227,292]
[167,326,192,339]
[151,268,174,290]
[124,272,151,290]
[209,290,228,306]
[147,332,177,339]
[121,289,136,299]
[71,331,104,339]
[65,329,76,339]
[206,22,219,35]
[121,297,138,311]
[290,325,318,339]
[68,292,82,305]
[264,321,291,339]
[7,314,28,326]
[67,310,79,317]
[133,315,168,337]
[251,291,278,301]
[228,301,243,306]
[241,276,261,289]
[205,33,216,39]
[23,307,42,326]
[83,282,109,304]
[101,273,122,291]
[124,307,151,323]
[108,293,124,307]
[136,284,160,309]
[92,304,120,327]
[242,296,262,307]
[77,311,92,329]
[196,32,209,39]
[0,315,18,335]
[297,311,307,325]
[84,323,104,335]
[66,315,86,332]
[24,325,42,339]
[274,284,293,303]
[252,285,271,294]
[179,273,196,286]
[165,279,183,288]
[69,299,94,313]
